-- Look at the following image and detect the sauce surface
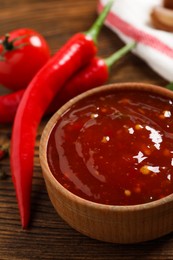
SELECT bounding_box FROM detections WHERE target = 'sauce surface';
[47,89,173,206]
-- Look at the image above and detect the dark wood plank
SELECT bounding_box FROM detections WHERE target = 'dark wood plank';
[0,0,172,259]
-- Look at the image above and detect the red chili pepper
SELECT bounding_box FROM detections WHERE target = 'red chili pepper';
[0,89,24,123]
[48,41,136,113]
[10,1,114,229]
[0,42,135,123]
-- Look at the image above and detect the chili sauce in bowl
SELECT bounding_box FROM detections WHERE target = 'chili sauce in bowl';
[47,85,173,206]
[40,83,173,243]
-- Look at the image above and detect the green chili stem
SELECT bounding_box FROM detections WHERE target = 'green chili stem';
[105,41,137,68]
[86,0,114,44]
[165,82,173,90]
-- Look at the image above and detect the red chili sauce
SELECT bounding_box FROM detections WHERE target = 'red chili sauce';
[47,89,173,206]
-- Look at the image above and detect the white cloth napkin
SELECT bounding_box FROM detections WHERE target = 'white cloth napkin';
[98,0,173,82]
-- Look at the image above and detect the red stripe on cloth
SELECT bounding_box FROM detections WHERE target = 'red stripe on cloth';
[98,2,173,59]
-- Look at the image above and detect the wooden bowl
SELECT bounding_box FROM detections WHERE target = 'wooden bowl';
[39,82,173,244]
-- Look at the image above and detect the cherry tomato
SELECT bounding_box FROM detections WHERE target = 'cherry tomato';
[0,28,51,91]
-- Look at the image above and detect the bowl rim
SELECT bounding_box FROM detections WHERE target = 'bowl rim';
[39,82,173,212]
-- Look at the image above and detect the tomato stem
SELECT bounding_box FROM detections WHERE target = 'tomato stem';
[3,34,14,50]
[1,33,29,53]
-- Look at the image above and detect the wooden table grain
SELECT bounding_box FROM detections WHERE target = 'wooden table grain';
[0,0,172,259]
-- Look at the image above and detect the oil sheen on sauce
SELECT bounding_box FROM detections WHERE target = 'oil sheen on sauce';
[47,89,173,206]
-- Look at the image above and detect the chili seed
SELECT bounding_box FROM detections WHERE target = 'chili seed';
[90,113,98,119]
[135,124,143,130]
[101,136,110,143]
[124,189,131,196]
[140,165,150,175]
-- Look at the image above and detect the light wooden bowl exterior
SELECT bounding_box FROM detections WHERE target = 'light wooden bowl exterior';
[39,83,173,244]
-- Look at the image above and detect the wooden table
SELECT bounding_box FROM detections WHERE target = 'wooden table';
[0,0,172,259]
